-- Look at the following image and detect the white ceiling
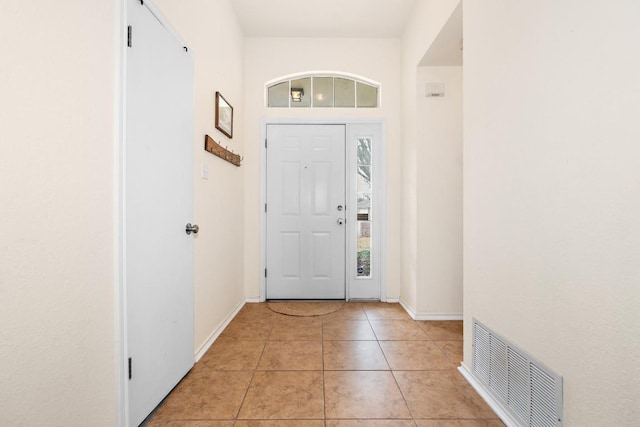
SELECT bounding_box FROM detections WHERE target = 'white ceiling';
[230,0,419,38]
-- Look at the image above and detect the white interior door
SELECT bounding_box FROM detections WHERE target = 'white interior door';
[125,1,194,425]
[266,124,346,299]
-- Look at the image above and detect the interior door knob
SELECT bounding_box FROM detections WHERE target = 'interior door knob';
[185,223,199,235]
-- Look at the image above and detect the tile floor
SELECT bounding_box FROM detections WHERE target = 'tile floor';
[146,302,504,427]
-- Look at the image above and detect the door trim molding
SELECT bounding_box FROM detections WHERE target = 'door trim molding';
[260,119,386,302]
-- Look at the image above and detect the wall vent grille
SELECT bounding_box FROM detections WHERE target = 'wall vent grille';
[472,320,563,427]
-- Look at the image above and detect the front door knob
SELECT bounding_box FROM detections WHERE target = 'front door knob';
[185,223,199,235]
[337,218,344,225]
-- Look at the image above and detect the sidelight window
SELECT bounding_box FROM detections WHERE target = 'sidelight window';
[356,137,372,278]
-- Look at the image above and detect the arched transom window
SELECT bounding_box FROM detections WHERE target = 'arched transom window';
[266,72,379,108]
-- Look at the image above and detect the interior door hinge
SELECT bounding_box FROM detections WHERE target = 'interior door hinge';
[265,139,267,149]
[128,357,132,380]
[264,203,267,213]
[127,26,132,48]
[264,268,267,278]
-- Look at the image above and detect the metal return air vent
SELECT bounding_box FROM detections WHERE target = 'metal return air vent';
[473,320,563,427]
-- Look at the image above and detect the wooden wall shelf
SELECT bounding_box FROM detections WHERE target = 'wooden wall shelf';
[204,134,242,167]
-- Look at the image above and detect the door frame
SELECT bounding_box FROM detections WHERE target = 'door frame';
[260,120,386,302]
[116,1,193,425]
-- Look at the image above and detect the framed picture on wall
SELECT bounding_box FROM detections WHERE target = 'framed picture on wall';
[215,91,233,138]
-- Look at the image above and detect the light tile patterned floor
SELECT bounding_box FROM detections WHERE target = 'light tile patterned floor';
[146,302,504,427]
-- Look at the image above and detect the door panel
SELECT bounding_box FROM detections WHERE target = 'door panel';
[266,125,346,299]
[125,1,194,425]
[282,162,301,214]
[281,232,301,277]
[312,232,332,277]
[312,162,332,214]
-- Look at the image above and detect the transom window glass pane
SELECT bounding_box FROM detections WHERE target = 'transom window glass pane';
[334,78,355,107]
[356,137,372,278]
[313,77,334,107]
[356,82,378,108]
[268,81,289,107]
[290,77,311,108]
[266,75,378,109]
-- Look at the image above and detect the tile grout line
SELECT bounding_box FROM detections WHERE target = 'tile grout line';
[378,314,419,423]
[416,320,466,366]
[233,317,273,421]
[321,313,327,424]
[390,367,419,422]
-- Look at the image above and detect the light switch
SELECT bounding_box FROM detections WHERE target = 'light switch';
[201,163,209,180]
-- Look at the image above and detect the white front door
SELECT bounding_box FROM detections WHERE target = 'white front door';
[125,1,194,425]
[266,124,346,299]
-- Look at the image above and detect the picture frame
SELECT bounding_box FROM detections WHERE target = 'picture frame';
[215,91,233,138]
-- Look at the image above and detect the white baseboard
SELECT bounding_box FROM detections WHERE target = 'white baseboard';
[458,363,519,427]
[244,298,261,303]
[414,313,463,320]
[398,298,416,318]
[194,300,246,362]
[398,299,462,320]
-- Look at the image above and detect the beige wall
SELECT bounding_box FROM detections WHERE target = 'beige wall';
[400,0,461,314]
[155,0,246,353]
[243,37,403,300]
[463,1,640,424]
[416,66,462,317]
[0,1,117,426]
